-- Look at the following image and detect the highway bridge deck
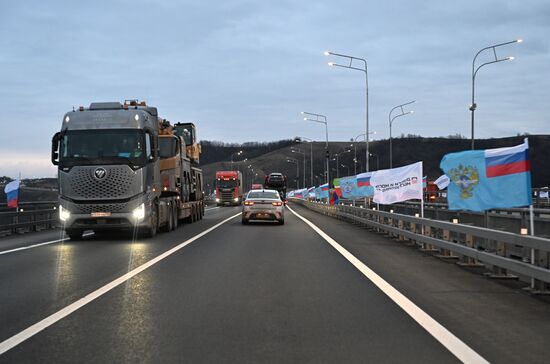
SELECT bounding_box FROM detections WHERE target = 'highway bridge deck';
[0,204,549,363]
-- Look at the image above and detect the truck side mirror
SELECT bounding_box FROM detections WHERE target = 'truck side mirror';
[51,132,61,165]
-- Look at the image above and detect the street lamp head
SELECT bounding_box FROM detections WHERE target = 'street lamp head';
[507,56,515,61]
[303,117,308,121]
[328,62,334,67]
[516,39,523,43]
[410,110,414,114]
[323,50,330,56]
[300,111,304,115]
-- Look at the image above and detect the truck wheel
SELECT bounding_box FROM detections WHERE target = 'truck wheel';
[144,204,158,238]
[162,206,174,232]
[172,205,179,230]
[66,229,83,240]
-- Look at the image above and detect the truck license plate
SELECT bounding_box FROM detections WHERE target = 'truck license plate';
[91,212,112,217]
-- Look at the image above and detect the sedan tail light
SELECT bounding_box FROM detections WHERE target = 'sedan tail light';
[244,201,255,206]
[272,201,283,206]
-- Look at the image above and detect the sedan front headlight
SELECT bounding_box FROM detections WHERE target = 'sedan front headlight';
[59,205,70,221]
[132,203,145,221]
[234,197,239,202]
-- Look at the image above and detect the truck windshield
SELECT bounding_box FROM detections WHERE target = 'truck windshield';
[159,137,178,158]
[174,125,193,146]
[216,179,238,188]
[60,129,146,166]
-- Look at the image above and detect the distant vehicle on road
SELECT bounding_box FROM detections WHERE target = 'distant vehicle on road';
[251,183,263,190]
[264,173,287,201]
[215,170,243,206]
[242,189,284,225]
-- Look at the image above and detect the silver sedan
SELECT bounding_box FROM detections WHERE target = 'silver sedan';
[242,189,285,225]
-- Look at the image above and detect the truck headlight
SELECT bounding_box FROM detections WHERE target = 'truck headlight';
[59,205,70,221]
[234,197,239,202]
[132,203,145,221]
[215,198,220,202]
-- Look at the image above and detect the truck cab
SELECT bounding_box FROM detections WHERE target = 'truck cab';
[215,171,243,205]
[52,101,161,239]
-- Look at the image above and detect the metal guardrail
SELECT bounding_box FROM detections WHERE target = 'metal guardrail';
[337,199,550,238]
[293,199,550,293]
[0,203,59,236]
[0,201,58,213]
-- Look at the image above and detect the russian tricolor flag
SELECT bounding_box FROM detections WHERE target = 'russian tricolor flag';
[4,179,20,209]
[485,139,530,178]
[440,138,532,211]
[357,175,371,187]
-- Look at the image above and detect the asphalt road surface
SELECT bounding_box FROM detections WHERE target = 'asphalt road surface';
[1,203,549,363]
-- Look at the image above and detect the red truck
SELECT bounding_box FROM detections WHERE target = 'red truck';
[215,171,243,206]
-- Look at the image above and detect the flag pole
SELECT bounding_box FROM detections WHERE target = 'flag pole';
[529,204,535,236]
[529,204,536,289]
[16,172,21,213]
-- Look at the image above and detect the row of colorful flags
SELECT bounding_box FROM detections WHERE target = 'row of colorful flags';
[3,139,533,213]
[288,138,533,212]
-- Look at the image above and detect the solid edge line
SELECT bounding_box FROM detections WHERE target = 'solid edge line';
[0,233,94,256]
[0,206,221,256]
[0,212,241,355]
[287,205,489,364]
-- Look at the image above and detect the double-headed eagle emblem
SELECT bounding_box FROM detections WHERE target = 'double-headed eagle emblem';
[449,164,479,199]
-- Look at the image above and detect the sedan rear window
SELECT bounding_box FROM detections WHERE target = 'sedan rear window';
[247,191,280,199]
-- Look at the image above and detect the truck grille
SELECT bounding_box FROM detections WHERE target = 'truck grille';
[69,166,135,199]
[220,191,234,202]
[75,202,129,214]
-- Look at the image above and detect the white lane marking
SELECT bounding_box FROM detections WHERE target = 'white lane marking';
[287,206,489,364]
[0,212,241,355]
[0,233,94,256]
[0,206,221,256]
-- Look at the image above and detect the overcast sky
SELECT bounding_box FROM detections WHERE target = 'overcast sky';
[1,0,549,178]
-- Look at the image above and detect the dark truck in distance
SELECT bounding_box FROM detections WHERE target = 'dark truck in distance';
[264,173,287,201]
[51,100,204,239]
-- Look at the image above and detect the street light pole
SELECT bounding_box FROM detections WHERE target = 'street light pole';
[291,147,306,188]
[352,131,376,175]
[296,137,314,187]
[389,101,415,169]
[325,50,369,172]
[302,112,330,187]
[333,148,351,178]
[470,39,521,149]
[341,164,350,176]
[286,158,299,189]
[230,150,243,168]
[370,153,379,170]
